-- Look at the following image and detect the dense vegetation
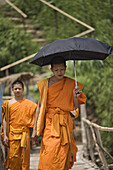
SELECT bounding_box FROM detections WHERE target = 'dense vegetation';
[0,0,113,160]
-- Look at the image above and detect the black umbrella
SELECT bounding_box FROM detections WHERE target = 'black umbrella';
[30,37,113,87]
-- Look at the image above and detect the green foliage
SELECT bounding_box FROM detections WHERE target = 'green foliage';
[1,0,113,158]
[0,17,39,77]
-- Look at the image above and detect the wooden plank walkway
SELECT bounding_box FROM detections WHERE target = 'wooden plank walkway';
[30,145,99,170]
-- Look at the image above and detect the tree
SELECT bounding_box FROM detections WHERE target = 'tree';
[0,17,40,77]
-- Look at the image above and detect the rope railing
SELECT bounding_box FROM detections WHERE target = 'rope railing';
[82,118,113,170]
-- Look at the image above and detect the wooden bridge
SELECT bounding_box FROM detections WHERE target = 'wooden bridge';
[0,1,113,169]
[1,105,113,170]
[80,105,113,170]
[0,0,95,76]
[30,145,99,170]
[81,118,113,170]
[29,105,113,170]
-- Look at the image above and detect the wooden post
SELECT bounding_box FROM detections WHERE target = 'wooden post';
[26,82,29,97]
[82,118,113,169]
[86,126,95,162]
[54,10,58,35]
[9,87,11,96]
[80,104,88,158]
[80,104,87,145]
[5,69,9,76]
[90,126,108,170]
[95,128,109,170]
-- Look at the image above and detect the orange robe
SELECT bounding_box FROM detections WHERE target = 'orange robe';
[37,77,86,170]
[2,98,37,170]
[1,100,10,145]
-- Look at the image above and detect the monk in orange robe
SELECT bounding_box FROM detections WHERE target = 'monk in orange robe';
[32,57,86,170]
[1,80,37,170]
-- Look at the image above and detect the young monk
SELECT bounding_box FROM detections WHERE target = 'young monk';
[32,56,86,170]
[1,80,37,170]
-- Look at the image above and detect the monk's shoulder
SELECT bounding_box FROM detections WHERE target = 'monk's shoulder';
[66,77,75,84]
[22,99,37,113]
[23,98,36,106]
[2,100,9,107]
[66,77,84,89]
[37,78,48,86]
[66,77,74,81]
[37,78,48,91]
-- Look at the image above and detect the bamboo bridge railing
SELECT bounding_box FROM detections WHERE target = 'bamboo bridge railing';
[1,2,113,169]
[0,0,95,75]
[82,117,113,170]
[5,0,27,18]
[39,0,95,37]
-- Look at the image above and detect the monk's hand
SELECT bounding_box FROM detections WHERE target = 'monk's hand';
[32,128,37,138]
[73,86,82,98]
[4,135,8,146]
[32,128,38,146]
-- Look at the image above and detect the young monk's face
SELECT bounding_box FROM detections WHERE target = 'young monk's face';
[51,64,66,80]
[12,84,24,97]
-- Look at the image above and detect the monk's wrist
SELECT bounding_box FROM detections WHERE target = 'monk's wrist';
[33,126,37,130]
[4,133,7,139]
[3,130,7,136]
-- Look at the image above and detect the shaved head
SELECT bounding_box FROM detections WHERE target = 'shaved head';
[51,56,66,68]
[12,80,24,89]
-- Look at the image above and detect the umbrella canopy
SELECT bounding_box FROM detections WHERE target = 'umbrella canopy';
[30,37,113,66]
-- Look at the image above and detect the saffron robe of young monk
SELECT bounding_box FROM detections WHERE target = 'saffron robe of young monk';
[37,77,86,170]
[2,98,37,170]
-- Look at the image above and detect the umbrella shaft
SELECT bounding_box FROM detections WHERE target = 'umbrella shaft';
[74,60,77,88]
[74,60,79,107]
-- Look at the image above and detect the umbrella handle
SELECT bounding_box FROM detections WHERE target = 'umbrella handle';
[74,60,79,108]
[74,60,78,88]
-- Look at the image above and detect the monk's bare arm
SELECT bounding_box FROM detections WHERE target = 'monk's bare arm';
[3,114,8,146]
[73,96,78,109]
[32,98,41,138]
[73,87,82,109]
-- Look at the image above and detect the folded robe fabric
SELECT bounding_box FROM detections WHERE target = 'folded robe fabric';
[37,77,86,170]
[1,100,10,144]
[1,98,37,170]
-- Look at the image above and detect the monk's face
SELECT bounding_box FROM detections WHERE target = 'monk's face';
[12,84,24,97]
[51,64,66,80]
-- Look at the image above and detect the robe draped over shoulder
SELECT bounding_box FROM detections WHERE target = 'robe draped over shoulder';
[1,100,10,145]
[9,98,37,129]
[46,77,86,110]
[37,77,86,170]
[36,77,86,135]
[2,98,37,170]
[37,79,48,136]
